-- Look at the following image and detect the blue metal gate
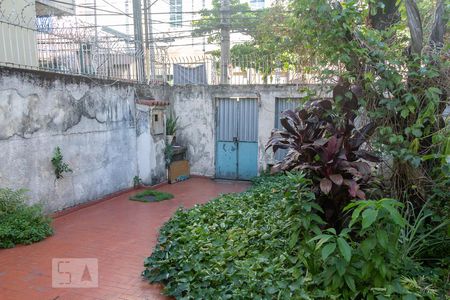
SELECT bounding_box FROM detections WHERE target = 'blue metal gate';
[216,98,258,180]
[274,98,303,161]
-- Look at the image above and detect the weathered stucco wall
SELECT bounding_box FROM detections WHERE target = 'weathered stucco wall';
[169,86,216,177]
[147,84,329,178]
[0,68,165,212]
[136,104,166,184]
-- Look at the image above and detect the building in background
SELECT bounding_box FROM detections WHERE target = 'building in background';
[248,0,265,10]
[36,0,75,15]
[0,0,286,83]
[0,0,75,66]
[149,0,276,57]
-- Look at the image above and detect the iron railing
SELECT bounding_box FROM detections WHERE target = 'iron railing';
[0,10,144,82]
[146,52,331,86]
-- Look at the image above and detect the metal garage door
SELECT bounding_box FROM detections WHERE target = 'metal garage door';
[216,98,258,180]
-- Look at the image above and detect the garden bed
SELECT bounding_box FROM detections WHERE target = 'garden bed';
[129,190,174,203]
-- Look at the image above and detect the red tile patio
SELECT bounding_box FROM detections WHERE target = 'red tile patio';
[0,178,250,300]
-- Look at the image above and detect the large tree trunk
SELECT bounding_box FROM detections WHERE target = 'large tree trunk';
[405,0,423,55]
[428,0,449,144]
[429,0,447,50]
[367,0,400,30]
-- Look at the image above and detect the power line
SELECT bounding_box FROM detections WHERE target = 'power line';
[163,42,218,47]
[150,30,263,41]
[143,9,293,15]
[46,14,265,23]
[46,0,132,17]
[48,23,280,32]
[44,0,293,19]
[99,0,130,17]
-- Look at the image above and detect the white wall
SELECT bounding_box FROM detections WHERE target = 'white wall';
[149,84,330,178]
[136,104,166,184]
[0,67,166,212]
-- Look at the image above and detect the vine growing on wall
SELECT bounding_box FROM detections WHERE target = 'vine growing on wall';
[51,146,72,179]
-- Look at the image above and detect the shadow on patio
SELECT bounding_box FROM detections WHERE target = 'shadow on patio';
[0,178,250,300]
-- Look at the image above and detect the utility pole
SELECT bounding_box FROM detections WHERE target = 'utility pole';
[93,0,98,44]
[133,0,146,81]
[147,1,156,81]
[143,0,149,50]
[143,0,157,82]
[220,0,230,84]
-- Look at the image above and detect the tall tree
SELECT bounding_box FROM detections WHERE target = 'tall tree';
[192,0,258,43]
[193,2,297,80]
[286,0,449,204]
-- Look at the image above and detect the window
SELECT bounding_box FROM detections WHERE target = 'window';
[36,16,54,33]
[170,0,182,27]
[249,0,265,10]
[152,110,164,135]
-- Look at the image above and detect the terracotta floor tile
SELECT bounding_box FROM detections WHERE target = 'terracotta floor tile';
[0,178,249,300]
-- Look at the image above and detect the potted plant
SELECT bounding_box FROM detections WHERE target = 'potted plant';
[166,115,179,145]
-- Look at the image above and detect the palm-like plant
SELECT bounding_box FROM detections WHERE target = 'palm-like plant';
[166,115,179,136]
[266,84,380,228]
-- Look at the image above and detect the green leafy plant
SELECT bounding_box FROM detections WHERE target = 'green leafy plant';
[311,199,415,298]
[399,201,450,261]
[0,188,53,248]
[266,97,379,229]
[166,115,179,136]
[143,173,324,299]
[164,144,174,166]
[129,190,174,202]
[51,147,72,179]
[309,198,450,299]
[142,173,449,299]
[133,176,143,188]
[288,0,449,207]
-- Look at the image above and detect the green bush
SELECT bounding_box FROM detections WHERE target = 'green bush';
[144,173,321,299]
[312,199,408,298]
[143,173,449,299]
[0,188,53,248]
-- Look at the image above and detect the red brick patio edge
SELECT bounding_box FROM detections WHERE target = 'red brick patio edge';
[49,175,213,219]
[50,182,167,219]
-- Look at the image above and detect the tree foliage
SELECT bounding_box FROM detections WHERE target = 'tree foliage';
[266,97,380,229]
[193,1,298,77]
[192,0,257,43]
[283,0,449,205]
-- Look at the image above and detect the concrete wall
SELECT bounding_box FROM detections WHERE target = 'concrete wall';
[136,104,166,185]
[146,84,330,178]
[0,66,327,211]
[0,67,165,212]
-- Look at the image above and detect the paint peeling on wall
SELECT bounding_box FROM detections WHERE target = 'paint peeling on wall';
[0,67,165,212]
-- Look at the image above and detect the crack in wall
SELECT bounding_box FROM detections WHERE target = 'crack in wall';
[0,84,135,140]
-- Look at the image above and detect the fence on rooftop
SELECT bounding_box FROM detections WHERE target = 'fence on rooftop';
[146,52,330,86]
[1,1,333,86]
[0,8,145,83]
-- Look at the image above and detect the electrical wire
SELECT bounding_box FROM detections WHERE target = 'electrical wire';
[46,23,284,32]
[164,42,218,47]
[140,9,293,15]
[45,0,293,18]
[99,0,130,17]
[46,0,133,17]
